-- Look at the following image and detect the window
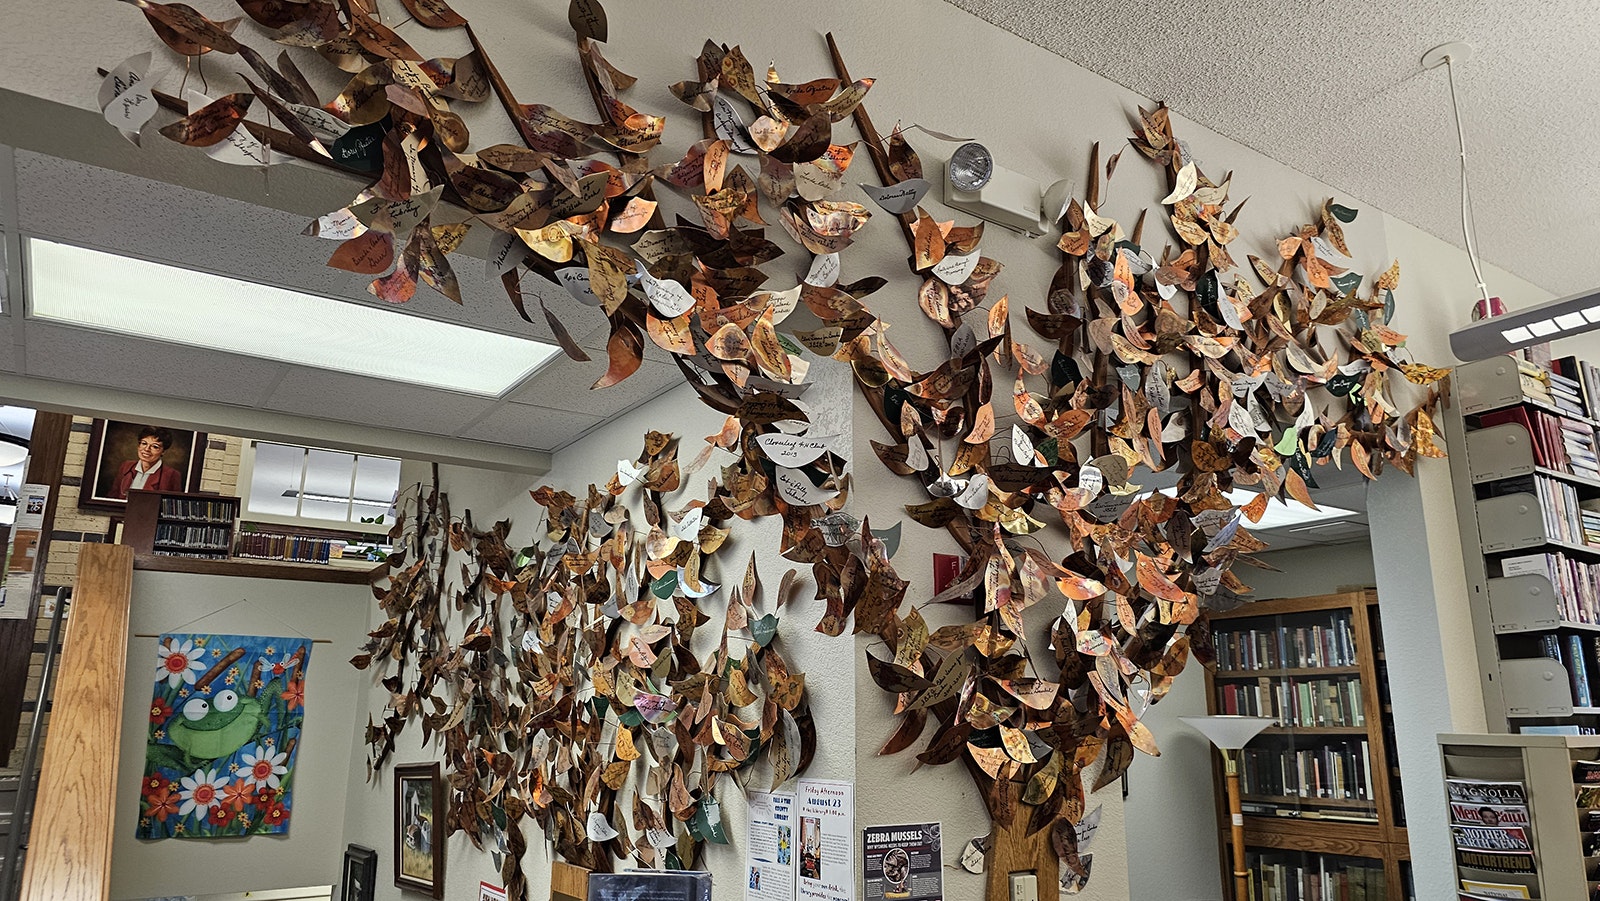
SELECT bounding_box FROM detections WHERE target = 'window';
[242,441,401,530]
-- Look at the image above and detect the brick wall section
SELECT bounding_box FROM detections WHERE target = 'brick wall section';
[2,419,244,771]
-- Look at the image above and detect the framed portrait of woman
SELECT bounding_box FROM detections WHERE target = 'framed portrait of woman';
[79,418,207,511]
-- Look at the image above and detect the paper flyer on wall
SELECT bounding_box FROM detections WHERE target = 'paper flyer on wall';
[1445,778,1527,805]
[861,822,941,901]
[797,778,854,901]
[14,483,48,530]
[746,791,797,901]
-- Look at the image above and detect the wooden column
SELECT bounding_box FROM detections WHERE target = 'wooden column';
[0,411,74,761]
[20,542,133,901]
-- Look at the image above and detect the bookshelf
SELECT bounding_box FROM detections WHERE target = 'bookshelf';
[122,489,239,560]
[1204,590,1412,901]
[1446,355,1600,729]
[1438,733,1600,899]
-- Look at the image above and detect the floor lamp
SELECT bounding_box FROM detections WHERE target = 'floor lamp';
[1181,715,1277,901]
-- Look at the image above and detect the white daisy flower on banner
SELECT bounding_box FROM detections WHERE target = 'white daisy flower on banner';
[241,745,289,789]
[177,768,228,818]
[155,638,208,689]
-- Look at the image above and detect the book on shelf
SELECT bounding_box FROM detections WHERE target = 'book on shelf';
[1479,405,1600,479]
[1501,551,1600,624]
[1210,611,1356,671]
[1571,634,1595,707]
[1246,849,1385,901]
[1215,677,1365,726]
[1238,740,1372,804]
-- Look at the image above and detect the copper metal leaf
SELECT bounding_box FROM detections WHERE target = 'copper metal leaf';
[159,93,253,147]
[593,319,644,389]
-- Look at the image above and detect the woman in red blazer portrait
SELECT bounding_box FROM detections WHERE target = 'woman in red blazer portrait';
[110,426,185,499]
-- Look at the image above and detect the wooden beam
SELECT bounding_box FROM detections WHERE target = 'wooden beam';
[20,542,134,901]
[0,411,73,762]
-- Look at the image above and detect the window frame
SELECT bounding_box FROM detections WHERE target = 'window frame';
[236,439,399,536]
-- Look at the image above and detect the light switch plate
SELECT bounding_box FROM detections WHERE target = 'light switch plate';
[1009,872,1038,901]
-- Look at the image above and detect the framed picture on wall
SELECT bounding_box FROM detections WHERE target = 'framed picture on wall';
[394,762,445,898]
[79,418,207,511]
[341,844,378,901]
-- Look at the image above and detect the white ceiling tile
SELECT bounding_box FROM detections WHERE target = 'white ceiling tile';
[458,403,605,451]
[504,357,680,414]
[263,368,497,435]
[22,322,282,406]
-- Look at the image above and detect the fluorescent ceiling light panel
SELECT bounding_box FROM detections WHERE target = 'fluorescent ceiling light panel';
[1502,327,1533,343]
[25,237,557,396]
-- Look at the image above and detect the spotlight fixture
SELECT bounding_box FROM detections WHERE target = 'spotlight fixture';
[943,145,1076,238]
[946,142,993,192]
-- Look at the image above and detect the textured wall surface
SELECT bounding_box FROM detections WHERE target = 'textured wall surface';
[109,571,371,900]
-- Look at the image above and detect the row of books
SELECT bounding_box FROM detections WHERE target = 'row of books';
[153,523,230,551]
[1216,677,1366,728]
[157,496,235,523]
[1518,356,1586,417]
[1243,850,1386,901]
[1479,405,1600,480]
[1490,475,1598,546]
[1537,633,1600,707]
[1212,613,1358,671]
[1502,552,1600,624]
[1239,740,1374,802]
[1551,357,1600,419]
[234,531,335,565]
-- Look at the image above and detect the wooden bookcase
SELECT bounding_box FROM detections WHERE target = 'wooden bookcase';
[1444,355,1600,729]
[1204,590,1412,901]
[1439,732,1600,898]
[121,488,239,560]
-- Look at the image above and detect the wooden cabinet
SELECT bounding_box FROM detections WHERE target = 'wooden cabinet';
[1205,590,1411,900]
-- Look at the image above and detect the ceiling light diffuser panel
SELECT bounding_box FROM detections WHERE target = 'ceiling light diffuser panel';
[24,237,559,396]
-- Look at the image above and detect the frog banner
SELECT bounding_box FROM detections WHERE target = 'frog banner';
[137,633,311,840]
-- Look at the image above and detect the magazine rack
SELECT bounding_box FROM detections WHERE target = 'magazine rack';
[1439,733,1600,898]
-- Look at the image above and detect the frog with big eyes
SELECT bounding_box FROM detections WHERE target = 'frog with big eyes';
[168,689,265,761]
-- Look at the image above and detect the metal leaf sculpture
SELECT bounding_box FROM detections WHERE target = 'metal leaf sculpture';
[104,1,1449,896]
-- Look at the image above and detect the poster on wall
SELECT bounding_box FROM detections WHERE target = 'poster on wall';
[797,779,854,901]
[861,823,941,901]
[746,790,797,901]
[136,633,311,840]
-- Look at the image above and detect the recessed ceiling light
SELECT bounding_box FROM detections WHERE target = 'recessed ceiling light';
[24,237,559,397]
